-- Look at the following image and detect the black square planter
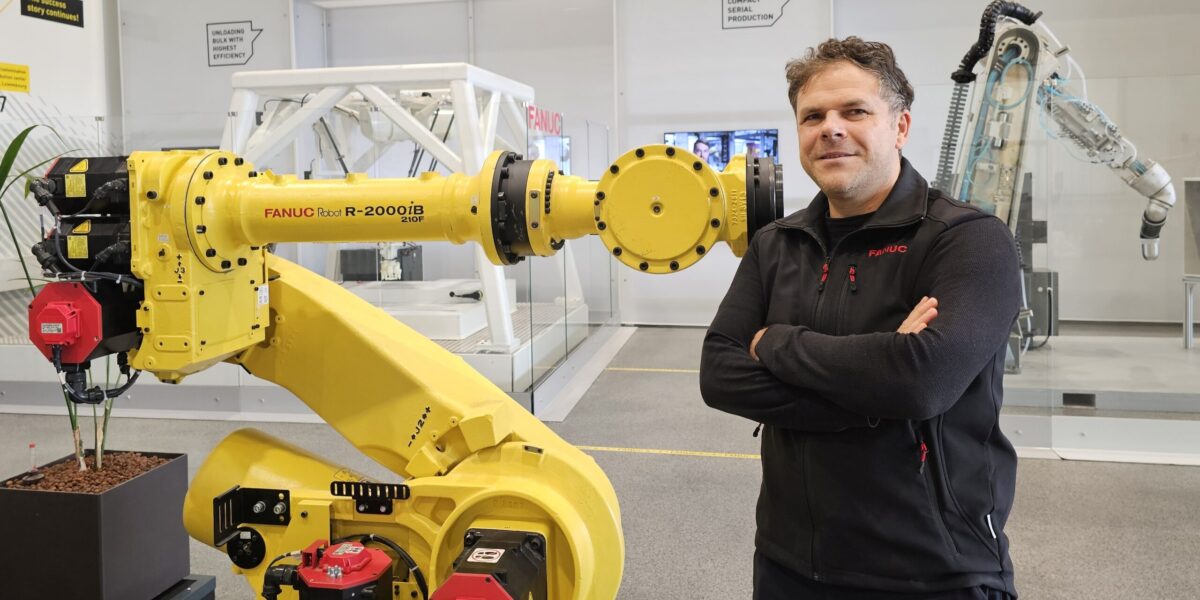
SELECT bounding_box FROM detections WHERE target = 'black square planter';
[0,451,190,600]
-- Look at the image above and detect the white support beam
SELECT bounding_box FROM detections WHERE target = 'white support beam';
[357,84,464,173]
[501,94,528,151]
[240,86,351,167]
[481,91,501,158]
[449,80,484,172]
[350,141,398,174]
[451,79,519,351]
[221,89,261,155]
[218,64,536,351]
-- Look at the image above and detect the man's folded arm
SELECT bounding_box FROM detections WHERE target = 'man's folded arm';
[754,216,1021,421]
[699,236,874,432]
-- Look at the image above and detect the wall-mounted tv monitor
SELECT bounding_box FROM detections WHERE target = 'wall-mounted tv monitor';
[663,129,778,172]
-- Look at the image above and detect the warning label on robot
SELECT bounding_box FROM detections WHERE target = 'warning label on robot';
[722,0,789,29]
[332,543,364,556]
[468,548,505,564]
[206,21,262,67]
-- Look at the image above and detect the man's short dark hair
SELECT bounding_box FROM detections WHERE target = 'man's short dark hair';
[785,37,914,115]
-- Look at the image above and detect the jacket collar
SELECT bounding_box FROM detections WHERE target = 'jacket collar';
[778,156,929,233]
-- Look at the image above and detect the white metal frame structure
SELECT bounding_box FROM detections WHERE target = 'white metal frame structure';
[219,63,534,351]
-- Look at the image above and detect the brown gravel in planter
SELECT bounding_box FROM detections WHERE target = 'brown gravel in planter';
[2,452,169,494]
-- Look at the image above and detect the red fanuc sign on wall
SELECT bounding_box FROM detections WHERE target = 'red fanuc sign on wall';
[527,105,563,137]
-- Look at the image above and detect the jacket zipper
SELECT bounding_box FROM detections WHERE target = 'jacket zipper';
[802,436,820,581]
[848,264,858,294]
[810,255,831,326]
[918,434,929,474]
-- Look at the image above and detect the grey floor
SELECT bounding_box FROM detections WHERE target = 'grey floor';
[2,327,1199,599]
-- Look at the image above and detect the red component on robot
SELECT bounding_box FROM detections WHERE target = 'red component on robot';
[297,540,393,594]
[28,282,103,364]
[430,573,515,600]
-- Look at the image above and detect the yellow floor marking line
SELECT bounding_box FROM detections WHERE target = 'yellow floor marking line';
[605,367,699,374]
[576,445,760,460]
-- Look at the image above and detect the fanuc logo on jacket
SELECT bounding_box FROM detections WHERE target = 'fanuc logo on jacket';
[868,245,908,258]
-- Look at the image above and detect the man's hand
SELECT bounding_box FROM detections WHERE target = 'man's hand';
[750,327,768,360]
[898,296,938,334]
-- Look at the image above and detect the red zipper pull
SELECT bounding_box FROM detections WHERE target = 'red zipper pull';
[919,440,929,474]
[818,258,830,293]
[848,265,858,293]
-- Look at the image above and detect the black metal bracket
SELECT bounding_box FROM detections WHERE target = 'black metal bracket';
[330,481,410,515]
[213,486,291,547]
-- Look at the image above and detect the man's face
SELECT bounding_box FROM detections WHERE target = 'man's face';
[794,61,910,205]
[694,141,710,160]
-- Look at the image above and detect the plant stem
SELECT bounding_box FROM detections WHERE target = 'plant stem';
[60,387,85,469]
[92,402,102,470]
[71,419,85,470]
[98,357,113,469]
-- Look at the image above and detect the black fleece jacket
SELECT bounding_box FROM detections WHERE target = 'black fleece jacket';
[700,158,1022,595]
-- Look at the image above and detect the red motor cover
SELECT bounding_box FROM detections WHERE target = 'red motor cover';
[28,282,103,364]
[297,540,392,590]
[430,573,515,600]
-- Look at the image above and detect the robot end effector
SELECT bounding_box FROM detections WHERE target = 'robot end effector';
[1041,86,1176,260]
[1126,160,1174,261]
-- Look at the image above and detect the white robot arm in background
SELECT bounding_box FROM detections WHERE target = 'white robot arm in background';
[935,1,1176,260]
[1037,77,1174,259]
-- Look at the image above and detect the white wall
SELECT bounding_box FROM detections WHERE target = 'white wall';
[292,0,328,69]
[0,0,118,118]
[119,0,296,151]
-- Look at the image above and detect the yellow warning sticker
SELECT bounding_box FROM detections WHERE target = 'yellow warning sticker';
[71,219,92,234]
[0,62,30,93]
[67,235,88,259]
[65,173,86,198]
[69,159,89,173]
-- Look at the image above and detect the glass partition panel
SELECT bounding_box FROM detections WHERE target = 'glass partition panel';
[1040,69,1200,455]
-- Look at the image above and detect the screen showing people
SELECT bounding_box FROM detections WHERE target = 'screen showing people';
[528,135,571,174]
[663,129,778,171]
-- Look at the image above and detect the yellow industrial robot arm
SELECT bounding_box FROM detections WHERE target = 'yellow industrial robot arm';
[119,146,778,381]
[27,145,782,599]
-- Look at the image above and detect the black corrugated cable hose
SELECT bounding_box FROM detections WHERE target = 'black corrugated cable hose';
[951,1,1042,83]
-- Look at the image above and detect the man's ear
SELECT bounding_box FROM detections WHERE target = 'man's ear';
[895,110,912,150]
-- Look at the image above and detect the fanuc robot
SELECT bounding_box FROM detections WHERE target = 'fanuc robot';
[24,145,781,599]
[935,1,1176,261]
